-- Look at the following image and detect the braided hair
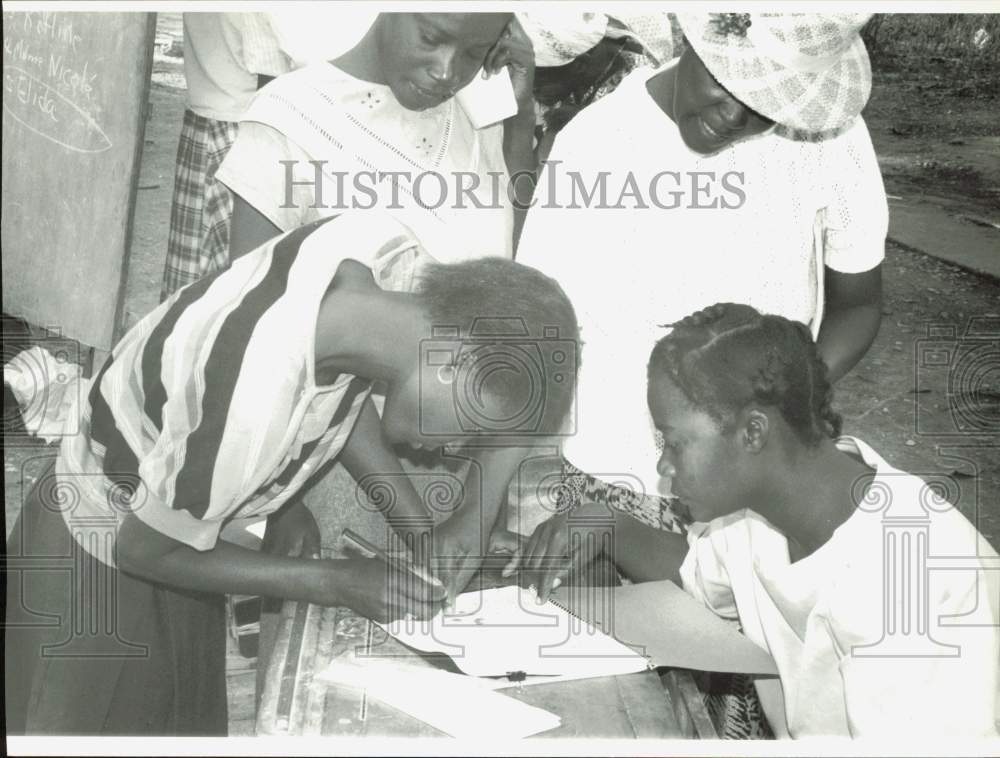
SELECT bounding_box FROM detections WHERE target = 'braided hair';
[648,303,842,446]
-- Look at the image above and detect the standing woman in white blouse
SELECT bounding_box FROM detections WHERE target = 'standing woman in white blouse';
[518,12,887,535]
[217,12,538,266]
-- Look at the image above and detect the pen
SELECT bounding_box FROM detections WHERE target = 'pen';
[341,528,446,591]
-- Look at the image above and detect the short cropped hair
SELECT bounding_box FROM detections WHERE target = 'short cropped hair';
[416,258,580,436]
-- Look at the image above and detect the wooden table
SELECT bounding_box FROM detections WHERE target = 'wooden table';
[257,598,691,739]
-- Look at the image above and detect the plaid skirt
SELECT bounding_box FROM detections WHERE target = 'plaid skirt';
[160,110,240,300]
[557,458,773,739]
[5,461,228,735]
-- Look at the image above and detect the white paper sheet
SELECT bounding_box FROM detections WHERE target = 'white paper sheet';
[316,653,561,739]
[379,586,650,679]
[552,580,779,676]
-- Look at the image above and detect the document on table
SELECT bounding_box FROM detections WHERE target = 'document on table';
[551,579,779,676]
[379,585,651,679]
[380,581,777,680]
[317,652,561,739]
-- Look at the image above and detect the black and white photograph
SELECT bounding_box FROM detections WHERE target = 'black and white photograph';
[3,2,999,755]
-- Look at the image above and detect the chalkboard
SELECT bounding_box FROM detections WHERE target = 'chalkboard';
[2,11,155,350]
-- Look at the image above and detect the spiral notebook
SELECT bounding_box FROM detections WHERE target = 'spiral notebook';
[379,581,777,681]
[551,580,778,676]
[380,585,649,679]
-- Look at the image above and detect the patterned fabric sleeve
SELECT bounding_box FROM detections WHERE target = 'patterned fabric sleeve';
[233,13,293,77]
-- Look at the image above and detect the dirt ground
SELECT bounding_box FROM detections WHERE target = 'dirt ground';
[864,35,1000,223]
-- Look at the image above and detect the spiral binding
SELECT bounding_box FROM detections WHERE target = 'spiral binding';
[547,593,586,624]
[547,591,654,670]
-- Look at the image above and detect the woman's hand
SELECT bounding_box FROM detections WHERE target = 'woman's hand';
[262,500,321,559]
[501,503,615,603]
[484,16,536,118]
[487,527,526,556]
[424,515,485,604]
[332,556,447,622]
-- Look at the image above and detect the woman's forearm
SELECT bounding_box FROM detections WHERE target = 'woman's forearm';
[578,504,688,585]
[817,264,883,382]
[503,112,539,251]
[117,514,341,605]
[451,445,526,549]
[816,302,882,382]
[339,397,434,530]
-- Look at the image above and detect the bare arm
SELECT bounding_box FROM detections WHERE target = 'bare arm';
[229,192,282,260]
[817,263,883,382]
[503,113,538,251]
[338,397,526,547]
[441,444,526,549]
[117,512,340,604]
[338,396,435,531]
[486,17,538,252]
[431,443,528,596]
[610,510,689,585]
[115,512,445,619]
[508,502,690,601]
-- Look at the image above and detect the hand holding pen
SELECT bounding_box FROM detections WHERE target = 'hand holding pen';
[340,529,447,622]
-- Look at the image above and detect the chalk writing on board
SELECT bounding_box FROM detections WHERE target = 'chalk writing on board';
[2,11,112,154]
[3,65,112,153]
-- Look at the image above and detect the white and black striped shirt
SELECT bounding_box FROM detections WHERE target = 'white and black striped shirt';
[57,213,424,562]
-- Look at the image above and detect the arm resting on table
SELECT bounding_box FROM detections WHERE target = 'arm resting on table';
[605,508,689,586]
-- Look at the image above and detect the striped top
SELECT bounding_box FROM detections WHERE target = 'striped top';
[57,213,426,563]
